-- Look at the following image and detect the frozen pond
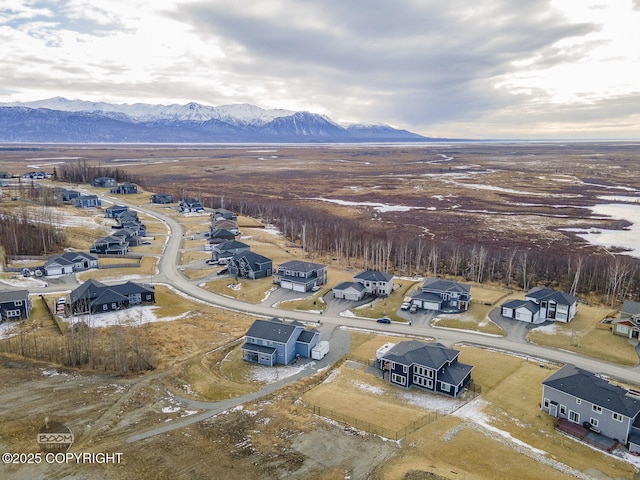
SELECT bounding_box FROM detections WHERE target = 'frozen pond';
[574,203,640,258]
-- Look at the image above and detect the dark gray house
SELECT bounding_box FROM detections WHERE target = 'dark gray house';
[179,198,205,213]
[212,208,237,221]
[105,205,129,218]
[75,195,102,208]
[241,318,319,366]
[0,290,32,322]
[61,189,81,202]
[541,364,640,452]
[92,177,117,188]
[68,279,155,315]
[211,239,250,263]
[90,235,129,255]
[228,251,273,280]
[410,278,471,312]
[354,270,394,296]
[110,183,138,194]
[151,193,175,204]
[275,260,327,292]
[377,340,473,397]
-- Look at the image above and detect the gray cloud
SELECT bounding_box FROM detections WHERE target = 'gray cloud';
[172,0,596,127]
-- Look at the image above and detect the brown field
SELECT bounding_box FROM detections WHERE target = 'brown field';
[1,144,640,479]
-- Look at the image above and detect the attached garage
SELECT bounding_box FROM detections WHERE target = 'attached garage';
[280,280,293,290]
[333,282,365,301]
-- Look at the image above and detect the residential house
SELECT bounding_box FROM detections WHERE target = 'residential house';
[501,287,578,324]
[377,340,473,397]
[0,171,12,179]
[228,251,273,280]
[90,235,129,255]
[92,177,117,188]
[111,228,142,247]
[151,193,175,204]
[61,189,81,202]
[332,281,367,301]
[210,219,240,236]
[74,195,102,208]
[211,239,250,263]
[354,270,394,296]
[275,260,327,292]
[110,183,138,194]
[241,318,319,366]
[179,198,205,213]
[0,290,32,322]
[68,279,155,315]
[612,300,640,339]
[212,208,237,221]
[207,228,237,245]
[410,278,471,312]
[44,251,98,276]
[105,205,129,218]
[541,364,640,452]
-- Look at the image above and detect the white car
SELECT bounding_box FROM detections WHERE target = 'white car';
[400,302,411,311]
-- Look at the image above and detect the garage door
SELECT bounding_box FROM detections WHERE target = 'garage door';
[280,280,293,290]
[345,292,360,301]
[293,283,306,292]
[423,300,441,311]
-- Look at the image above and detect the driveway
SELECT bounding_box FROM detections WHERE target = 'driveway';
[489,308,552,343]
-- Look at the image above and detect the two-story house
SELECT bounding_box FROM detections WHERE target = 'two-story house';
[151,193,175,204]
[228,251,273,280]
[0,290,32,322]
[92,176,117,188]
[90,235,129,255]
[354,270,394,296]
[501,287,578,324]
[541,364,640,453]
[179,198,205,213]
[410,278,471,312]
[74,195,102,208]
[612,300,640,339]
[211,240,250,263]
[110,183,138,194]
[377,340,473,397]
[241,318,320,366]
[275,260,327,292]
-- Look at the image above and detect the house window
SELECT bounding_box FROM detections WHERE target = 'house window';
[414,376,428,387]
[441,383,451,392]
[6,309,20,317]
[403,365,408,373]
[427,369,434,378]
[391,373,406,385]
[112,303,117,309]
[543,398,550,409]
[613,412,624,422]
[415,366,425,376]
[568,410,580,424]
[590,418,599,428]
[576,399,581,405]
[559,405,567,416]
[103,305,108,310]
[14,300,22,306]
[592,405,602,414]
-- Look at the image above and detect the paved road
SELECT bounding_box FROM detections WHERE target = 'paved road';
[22,191,640,441]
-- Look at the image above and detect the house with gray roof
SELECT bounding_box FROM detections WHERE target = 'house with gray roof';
[151,193,175,204]
[410,278,471,312]
[275,260,327,292]
[0,289,31,322]
[542,364,640,452]
[61,189,81,202]
[179,198,205,213]
[211,239,250,263]
[212,208,237,221]
[354,270,394,296]
[332,281,367,301]
[105,205,129,218]
[90,235,129,255]
[227,251,273,279]
[241,318,320,366]
[612,300,640,339]
[74,194,102,208]
[377,340,473,397]
[68,279,155,315]
[110,183,138,194]
[501,287,578,324]
[44,251,98,276]
[92,176,117,188]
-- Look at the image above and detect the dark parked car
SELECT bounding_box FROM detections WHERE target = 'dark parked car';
[376,317,391,324]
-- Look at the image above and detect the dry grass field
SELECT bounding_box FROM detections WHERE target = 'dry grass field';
[1,144,640,479]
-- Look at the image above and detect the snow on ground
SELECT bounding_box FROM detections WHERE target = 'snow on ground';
[340,310,356,317]
[532,322,570,335]
[61,305,192,328]
[248,360,316,383]
[352,380,385,396]
[254,225,281,236]
[453,397,547,455]
[397,389,466,413]
[308,197,424,213]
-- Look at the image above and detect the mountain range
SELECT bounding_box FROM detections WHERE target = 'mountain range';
[0,98,434,143]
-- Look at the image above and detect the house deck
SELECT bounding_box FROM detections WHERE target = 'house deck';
[555,418,619,452]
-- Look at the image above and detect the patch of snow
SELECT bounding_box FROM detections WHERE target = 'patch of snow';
[248,363,306,383]
[181,410,198,417]
[61,305,192,328]
[162,406,181,414]
[340,310,356,317]
[0,277,49,288]
[352,380,385,396]
[308,197,423,213]
[532,323,570,335]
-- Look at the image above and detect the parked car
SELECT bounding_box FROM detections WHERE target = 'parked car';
[400,302,411,311]
[409,304,418,313]
[217,268,229,275]
[376,317,391,324]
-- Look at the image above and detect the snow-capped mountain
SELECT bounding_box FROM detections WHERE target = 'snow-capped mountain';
[0,98,432,143]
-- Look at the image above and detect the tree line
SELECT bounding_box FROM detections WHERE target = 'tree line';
[0,206,65,256]
[56,160,142,187]
[199,194,640,307]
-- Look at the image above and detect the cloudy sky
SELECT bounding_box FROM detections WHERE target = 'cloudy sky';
[1,0,639,139]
